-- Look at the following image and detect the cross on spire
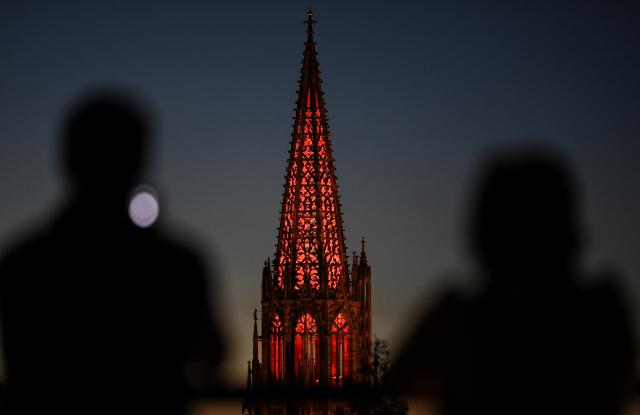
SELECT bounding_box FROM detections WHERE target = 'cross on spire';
[305,7,317,39]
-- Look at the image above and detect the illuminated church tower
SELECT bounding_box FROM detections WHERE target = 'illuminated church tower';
[248,9,372,390]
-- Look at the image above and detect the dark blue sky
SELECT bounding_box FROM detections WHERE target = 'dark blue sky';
[1,0,639,384]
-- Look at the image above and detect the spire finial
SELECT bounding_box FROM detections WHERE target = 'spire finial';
[305,6,317,38]
[361,237,366,254]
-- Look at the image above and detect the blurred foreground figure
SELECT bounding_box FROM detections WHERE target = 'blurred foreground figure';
[394,149,634,415]
[0,90,225,414]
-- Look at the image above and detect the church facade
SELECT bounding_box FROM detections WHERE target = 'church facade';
[247,9,373,391]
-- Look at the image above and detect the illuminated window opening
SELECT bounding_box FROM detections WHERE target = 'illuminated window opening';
[294,313,320,385]
[269,314,283,381]
[331,313,350,386]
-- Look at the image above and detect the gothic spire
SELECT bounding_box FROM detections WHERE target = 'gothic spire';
[351,251,359,278]
[261,258,272,298]
[359,237,368,267]
[252,308,259,365]
[274,9,348,295]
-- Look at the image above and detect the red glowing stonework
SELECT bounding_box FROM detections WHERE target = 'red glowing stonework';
[248,8,373,390]
[275,30,345,293]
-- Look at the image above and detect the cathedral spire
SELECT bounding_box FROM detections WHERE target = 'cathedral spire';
[274,9,348,294]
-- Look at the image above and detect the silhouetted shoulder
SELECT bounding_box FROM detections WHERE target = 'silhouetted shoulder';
[150,231,209,271]
[584,271,635,356]
[0,223,58,284]
[586,271,630,311]
[392,287,474,395]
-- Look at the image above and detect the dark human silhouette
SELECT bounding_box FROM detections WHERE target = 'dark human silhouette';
[0,90,225,414]
[392,148,635,415]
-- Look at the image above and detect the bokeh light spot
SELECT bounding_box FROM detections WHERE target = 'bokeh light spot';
[128,188,159,228]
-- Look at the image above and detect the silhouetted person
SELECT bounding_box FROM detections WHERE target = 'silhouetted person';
[0,90,225,414]
[393,148,635,415]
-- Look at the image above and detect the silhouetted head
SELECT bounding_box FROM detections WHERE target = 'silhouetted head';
[61,89,151,200]
[469,148,581,279]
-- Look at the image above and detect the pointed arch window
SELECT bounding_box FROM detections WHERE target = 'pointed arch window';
[294,313,320,385]
[331,313,350,386]
[269,314,283,381]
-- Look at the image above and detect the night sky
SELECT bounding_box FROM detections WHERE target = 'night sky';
[1,0,639,385]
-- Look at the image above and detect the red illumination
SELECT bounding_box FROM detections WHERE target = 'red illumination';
[294,313,320,384]
[276,132,299,288]
[249,13,375,393]
[269,314,283,380]
[274,30,347,292]
[331,313,350,386]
